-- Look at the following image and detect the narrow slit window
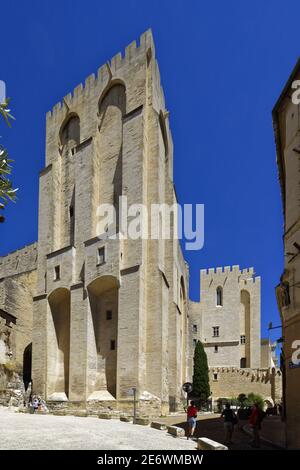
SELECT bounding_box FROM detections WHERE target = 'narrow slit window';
[97,247,105,266]
[54,265,60,281]
[216,286,223,306]
[106,310,112,320]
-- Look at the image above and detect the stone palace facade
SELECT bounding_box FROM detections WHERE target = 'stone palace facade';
[0,30,280,415]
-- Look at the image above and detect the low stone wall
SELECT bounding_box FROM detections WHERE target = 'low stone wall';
[45,398,161,419]
[135,417,149,426]
[114,396,162,418]
[167,425,185,437]
[210,367,282,403]
[151,421,166,430]
[197,438,228,450]
[46,400,117,415]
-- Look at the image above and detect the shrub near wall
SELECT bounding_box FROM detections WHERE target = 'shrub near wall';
[217,393,264,417]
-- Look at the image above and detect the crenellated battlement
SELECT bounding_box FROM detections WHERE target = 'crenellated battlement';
[239,275,261,285]
[46,29,156,123]
[200,265,260,290]
[210,366,281,383]
[200,265,255,278]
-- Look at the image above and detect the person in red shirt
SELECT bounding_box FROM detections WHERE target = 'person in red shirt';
[249,402,263,448]
[187,401,198,439]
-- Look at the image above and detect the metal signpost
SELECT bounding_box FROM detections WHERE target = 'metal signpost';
[128,387,137,423]
[182,382,193,411]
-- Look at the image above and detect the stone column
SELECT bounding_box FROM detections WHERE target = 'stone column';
[68,284,88,401]
[116,106,146,402]
[117,267,144,400]
[32,294,48,397]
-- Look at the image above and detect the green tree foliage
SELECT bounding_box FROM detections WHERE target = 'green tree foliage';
[237,393,247,408]
[245,393,264,410]
[0,98,16,222]
[192,340,210,402]
[0,98,14,127]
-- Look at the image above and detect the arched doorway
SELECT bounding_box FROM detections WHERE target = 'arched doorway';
[23,343,32,391]
[87,276,119,398]
[48,288,71,400]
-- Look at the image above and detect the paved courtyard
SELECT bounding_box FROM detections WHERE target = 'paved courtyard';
[0,407,196,450]
[158,413,283,450]
[0,406,284,450]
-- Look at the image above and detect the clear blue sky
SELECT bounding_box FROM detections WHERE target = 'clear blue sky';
[0,0,297,343]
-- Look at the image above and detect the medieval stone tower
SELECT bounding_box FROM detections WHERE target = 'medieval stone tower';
[1,31,278,415]
[189,265,261,374]
[31,29,189,414]
[187,265,273,403]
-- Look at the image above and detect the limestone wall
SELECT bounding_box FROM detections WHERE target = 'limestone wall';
[0,270,36,368]
[29,29,190,415]
[0,243,37,279]
[209,367,282,403]
[0,316,13,365]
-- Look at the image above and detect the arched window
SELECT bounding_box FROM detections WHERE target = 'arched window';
[60,114,80,148]
[159,110,169,158]
[216,286,223,306]
[97,83,126,234]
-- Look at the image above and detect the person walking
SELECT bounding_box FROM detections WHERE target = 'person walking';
[221,403,237,445]
[33,397,39,414]
[249,402,264,448]
[187,400,198,439]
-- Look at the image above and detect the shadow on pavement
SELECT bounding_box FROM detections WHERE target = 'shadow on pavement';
[173,417,277,450]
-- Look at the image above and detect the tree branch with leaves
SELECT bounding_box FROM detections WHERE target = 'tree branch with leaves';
[0,98,16,222]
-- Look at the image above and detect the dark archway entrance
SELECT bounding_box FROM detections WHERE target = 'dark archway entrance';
[23,343,32,391]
